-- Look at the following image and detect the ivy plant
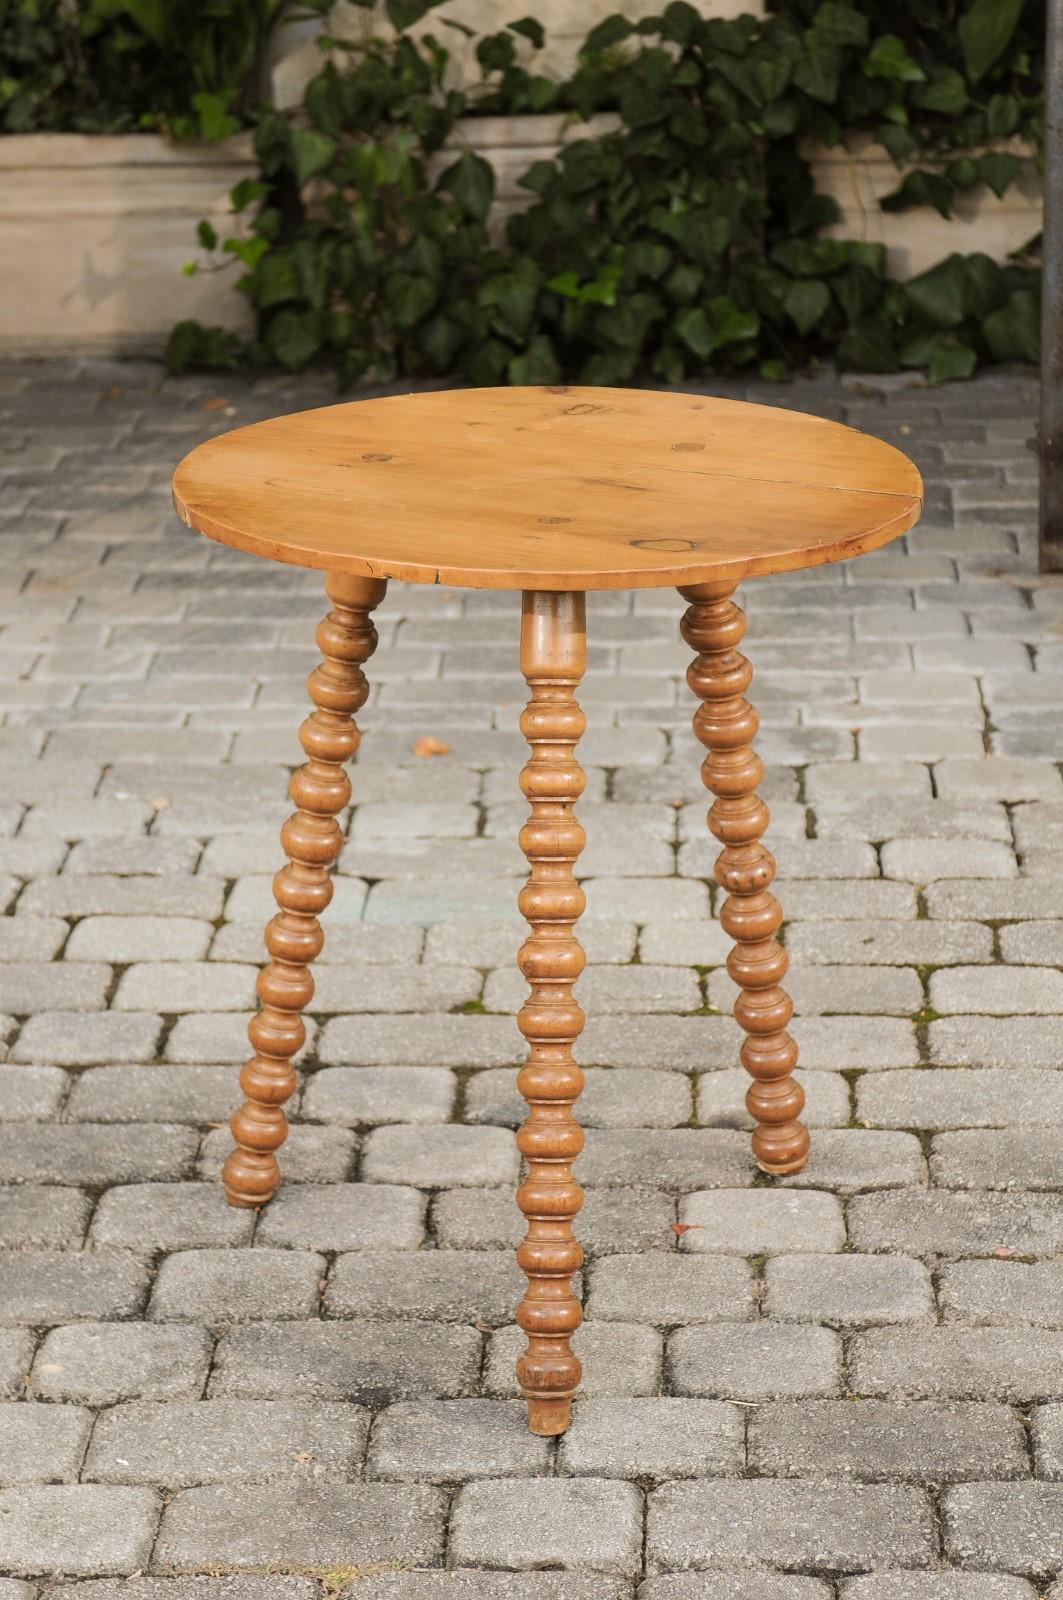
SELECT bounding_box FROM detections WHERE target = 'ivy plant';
[168,0,1043,385]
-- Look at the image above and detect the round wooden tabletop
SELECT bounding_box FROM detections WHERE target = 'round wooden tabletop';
[172,385,922,591]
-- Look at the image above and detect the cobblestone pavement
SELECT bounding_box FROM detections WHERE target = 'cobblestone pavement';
[0,357,1060,1596]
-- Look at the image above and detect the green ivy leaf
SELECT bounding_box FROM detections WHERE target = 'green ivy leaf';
[984,288,1040,363]
[674,306,714,358]
[811,3,868,50]
[289,128,336,187]
[986,93,1020,137]
[865,35,926,83]
[253,251,301,310]
[977,150,1021,199]
[916,67,968,115]
[508,17,545,48]
[582,14,633,54]
[838,319,901,371]
[265,308,324,371]
[959,0,1024,83]
[707,294,759,346]
[230,178,268,214]
[784,278,831,335]
[165,321,241,375]
[438,151,495,220]
[508,334,562,384]
[901,331,978,382]
[196,220,218,251]
[385,0,436,29]
[420,314,464,370]
[880,169,955,218]
[383,272,438,330]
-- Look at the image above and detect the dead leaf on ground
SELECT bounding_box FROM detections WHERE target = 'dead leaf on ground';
[413,736,450,757]
[200,396,230,412]
[671,1222,703,1237]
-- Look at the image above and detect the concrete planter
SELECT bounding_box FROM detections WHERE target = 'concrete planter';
[0,133,256,357]
[0,120,1042,356]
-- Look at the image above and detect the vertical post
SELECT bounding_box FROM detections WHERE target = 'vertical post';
[1040,0,1063,570]
[514,590,588,1436]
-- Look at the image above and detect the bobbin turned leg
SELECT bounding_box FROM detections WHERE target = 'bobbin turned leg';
[679,581,809,1176]
[514,590,588,1435]
[222,572,387,1208]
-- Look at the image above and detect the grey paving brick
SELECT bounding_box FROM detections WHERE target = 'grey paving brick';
[764,1253,933,1326]
[423,918,636,966]
[197,1123,357,1184]
[0,1251,148,1326]
[787,919,993,965]
[780,1129,927,1192]
[65,917,213,962]
[485,965,701,1016]
[41,1579,320,1600]
[851,1327,1063,1399]
[0,917,67,961]
[30,1323,213,1404]
[10,1012,161,1065]
[0,1186,91,1249]
[667,1322,841,1399]
[646,1478,933,1573]
[255,1182,425,1251]
[926,877,1063,920]
[932,964,1063,1014]
[848,1190,1063,1256]
[786,1017,917,1071]
[749,1398,1028,1481]
[697,1068,848,1130]
[485,1321,661,1398]
[210,1319,481,1404]
[560,1396,744,1480]
[0,963,110,1014]
[840,1580,1036,1600]
[0,1484,159,1577]
[678,1189,845,1254]
[319,1013,520,1068]
[641,1580,830,1600]
[65,1065,236,1125]
[586,1255,754,1325]
[1000,918,1063,963]
[89,1183,252,1250]
[931,1127,1063,1189]
[84,1398,367,1487]
[328,1247,522,1326]
[638,919,732,966]
[112,961,257,1012]
[450,1477,643,1575]
[19,876,225,919]
[710,964,922,1016]
[944,1481,1063,1575]
[63,838,201,876]
[431,1185,676,1256]
[0,1401,92,1485]
[310,963,482,1014]
[154,1481,445,1570]
[859,1066,1063,1128]
[0,1329,34,1398]
[150,1248,325,1323]
[467,1066,692,1130]
[935,759,1063,802]
[339,1579,627,1600]
[361,1124,518,1186]
[939,1258,1063,1327]
[0,1065,69,1120]
[368,1398,549,1481]
[578,1015,743,1071]
[1032,1401,1063,1477]
[0,1125,196,1186]
[772,879,917,920]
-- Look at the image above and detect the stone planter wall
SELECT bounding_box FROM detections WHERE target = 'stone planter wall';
[0,121,1042,357]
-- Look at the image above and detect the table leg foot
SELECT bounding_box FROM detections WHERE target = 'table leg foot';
[514,590,587,1432]
[678,581,810,1178]
[221,571,386,1209]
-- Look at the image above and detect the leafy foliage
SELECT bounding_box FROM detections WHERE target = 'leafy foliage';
[169,0,1042,385]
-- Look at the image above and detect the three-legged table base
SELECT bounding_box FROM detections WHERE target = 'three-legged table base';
[220,574,809,1434]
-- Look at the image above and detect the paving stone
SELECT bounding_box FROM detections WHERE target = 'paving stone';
[859,1067,1063,1128]
[0,1186,91,1249]
[484,965,702,1017]
[638,919,732,965]
[361,1124,518,1186]
[645,1478,933,1573]
[817,798,1011,843]
[19,876,225,919]
[560,1396,744,1480]
[578,1016,743,1071]
[84,1398,367,1487]
[320,1013,520,1067]
[0,1125,196,1186]
[0,1065,68,1120]
[696,1068,848,1130]
[926,878,1063,920]
[327,1248,522,1325]
[848,1190,1063,1256]
[10,1013,161,1065]
[850,1327,1063,1399]
[0,1402,93,1485]
[586,1255,754,1325]
[0,1484,159,1577]
[0,916,67,960]
[641,1581,830,1600]
[431,1185,676,1256]
[30,1323,213,1404]
[368,1398,549,1481]
[764,1253,933,1327]
[1032,1401,1063,1476]
[65,1065,236,1125]
[935,759,1063,802]
[450,1477,643,1575]
[710,964,922,1016]
[787,919,993,965]
[255,1182,425,1251]
[779,1129,927,1192]
[89,1184,253,1249]
[939,1258,1063,1327]
[466,1067,692,1130]
[667,1322,841,1399]
[774,878,918,921]
[310,963,483,1014]
[63,838,202,876]
[840,1581,1036,1600]
[485,1322,662,1398]
[944,1481,1063,1574]
[0,963,110,1014]
[0,1329,34,1398]
[0,1252,148,1326]
[154,1481,445,1570]
[931,964,1063,1014]
[43,1578,319,1600]
[65,917,213,962]
[1000,919,1063,963]
[112,961,258,1012]
[210,1319,481,1404]
[749,1398,1028,1481]
[150,1248,325,1322]
[423,918,636,966]
[340,1579,627,1600]
[785,1017,917,1071]
[197,1123,357,1184]
[881,836,1018,880]
[677,1189,845,1254]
